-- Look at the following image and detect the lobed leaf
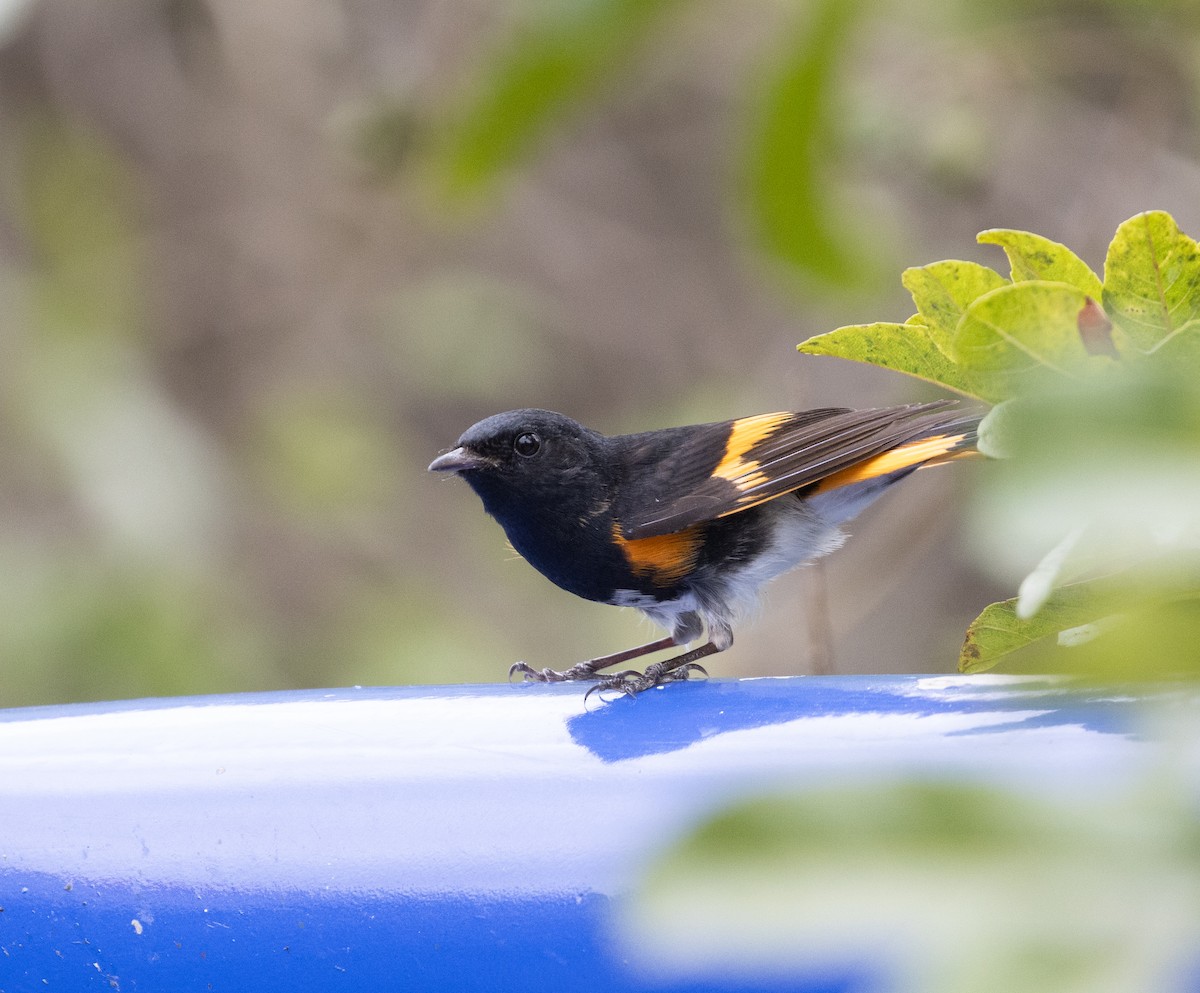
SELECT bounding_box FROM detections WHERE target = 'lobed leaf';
[1102,210,1200,351]
[799,321,989,399]
[901,260,1007,349]
[952,281,1091,396]
[978,228,1102,299]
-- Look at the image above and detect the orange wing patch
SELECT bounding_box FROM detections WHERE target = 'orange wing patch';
[710,412,792,492]
[814,431,973,493]
[612,522,704,586]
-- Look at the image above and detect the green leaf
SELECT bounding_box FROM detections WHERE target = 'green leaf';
[958,581,1123,673]
[1152,319,1200,370]
[901,260,1008,351]
[799,321,989,399]
[978,228,1103,299]
[743,0,871,287]
[952,281,1091,395]
[1102,210,1200,351]
[436,0,683,198]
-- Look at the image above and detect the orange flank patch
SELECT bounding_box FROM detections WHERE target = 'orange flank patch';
[612,522,704,586]
[711,412,792,490]
[815,432,972,493]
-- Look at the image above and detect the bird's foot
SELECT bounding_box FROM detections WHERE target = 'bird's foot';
[584,661,709,701]
[509,636,685,686]
[508,660,605,683]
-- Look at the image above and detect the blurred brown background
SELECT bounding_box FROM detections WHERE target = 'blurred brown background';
[1,0,1198,705]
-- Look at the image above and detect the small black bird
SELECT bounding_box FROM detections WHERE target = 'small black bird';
[429,401,980,695]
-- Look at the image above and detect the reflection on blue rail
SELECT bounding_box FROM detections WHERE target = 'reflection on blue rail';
[0,676,1161,992]
[565,675,1140,761]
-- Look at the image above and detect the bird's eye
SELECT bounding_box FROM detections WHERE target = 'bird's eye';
[513,432,541,458]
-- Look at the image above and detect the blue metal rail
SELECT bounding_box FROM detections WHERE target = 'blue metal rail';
[0,676,1160,991]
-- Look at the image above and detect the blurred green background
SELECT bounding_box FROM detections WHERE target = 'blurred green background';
[2,0,1199,706]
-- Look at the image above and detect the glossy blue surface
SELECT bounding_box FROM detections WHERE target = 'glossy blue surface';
[0,676,1163,991]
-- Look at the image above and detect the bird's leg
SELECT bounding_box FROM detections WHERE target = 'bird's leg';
[509,635,678,683]
[587,640,724,699]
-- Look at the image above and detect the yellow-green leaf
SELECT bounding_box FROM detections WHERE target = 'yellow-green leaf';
[901,260,1008,349]
[958,582,1124,674]
[952,281,1091,396]
[978,228,1102,299]
[1102,210,1200,351]
[800,321,990,399]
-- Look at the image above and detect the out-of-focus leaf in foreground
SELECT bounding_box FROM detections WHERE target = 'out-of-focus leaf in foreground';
[965,362,1200,674]
[621,780,1200,993]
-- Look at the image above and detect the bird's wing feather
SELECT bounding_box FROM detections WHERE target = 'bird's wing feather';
[618,400,972,539]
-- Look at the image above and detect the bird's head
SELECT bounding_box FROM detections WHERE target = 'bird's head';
[428,409,607,522]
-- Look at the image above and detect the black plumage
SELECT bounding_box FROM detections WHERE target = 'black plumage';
[429,402,980,695]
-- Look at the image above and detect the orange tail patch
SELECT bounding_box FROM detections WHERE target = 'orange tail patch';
[815,431,976,493]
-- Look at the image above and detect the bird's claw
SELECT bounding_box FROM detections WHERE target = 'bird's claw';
[509,661,567,683]
[583,661,709,702]
[509,660,608,683]
[582,669,643,703]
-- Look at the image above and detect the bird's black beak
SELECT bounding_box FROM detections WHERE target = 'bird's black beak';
[428,447,490,474]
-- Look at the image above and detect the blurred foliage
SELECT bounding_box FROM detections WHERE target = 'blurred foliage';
[0,553,272,703]
[3,0,1200,705]
[20,113,143,342]
[433,0,686,200]
[622,773,1200,992]
[741,0,877,289]
[430,0,883,288]
[802,211,1200,675]
[248,391,403,519]
[967,360,1200,675]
